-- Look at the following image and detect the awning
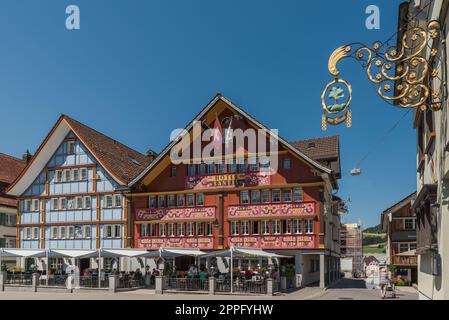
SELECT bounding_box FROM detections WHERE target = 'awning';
[202,247,292,259]
[100,249,158,258]
[47,249,98,258]
[146,248,207,258]
[397,249,417,257]
[0,249,45,258]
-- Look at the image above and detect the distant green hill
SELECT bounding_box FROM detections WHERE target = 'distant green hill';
[363,224,382,234]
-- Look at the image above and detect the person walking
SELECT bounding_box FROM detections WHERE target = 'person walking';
[379,267,391,299]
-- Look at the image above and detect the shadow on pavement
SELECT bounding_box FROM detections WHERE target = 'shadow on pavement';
[328,278,368,289]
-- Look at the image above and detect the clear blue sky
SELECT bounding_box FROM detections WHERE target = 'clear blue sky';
[0,0,414,228]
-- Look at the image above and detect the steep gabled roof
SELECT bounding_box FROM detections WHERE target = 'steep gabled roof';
[0,153,27,185]
[0,153,26,207]
[7,115,150,196]
[290,136,341,177]
[382,192,416,215]
[129,94,334,188]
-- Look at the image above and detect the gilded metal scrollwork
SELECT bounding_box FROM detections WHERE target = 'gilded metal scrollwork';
[321,20,445,131]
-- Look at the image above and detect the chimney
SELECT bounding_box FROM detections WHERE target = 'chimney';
[22,149,33,163]
[146,149,157,162]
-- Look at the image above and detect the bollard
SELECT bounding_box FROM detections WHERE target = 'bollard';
[280,276,287,291]
[208,277,215,295]
[0,271,6,292]
[266,278,273,295]
[109,274,118,293]
[32,273,39,292]
[155,276,163,294]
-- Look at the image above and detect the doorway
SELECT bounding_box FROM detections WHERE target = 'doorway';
[80,258,90,274]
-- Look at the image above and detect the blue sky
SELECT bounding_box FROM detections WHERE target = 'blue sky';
[0,0,414,228]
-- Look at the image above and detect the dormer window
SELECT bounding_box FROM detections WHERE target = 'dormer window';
[283,158,291,170]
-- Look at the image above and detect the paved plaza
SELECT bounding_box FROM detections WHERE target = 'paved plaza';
[0,279,417,300]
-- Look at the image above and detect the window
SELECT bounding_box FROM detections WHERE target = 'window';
[205,222,213,236]
[196,222,204,236]
[157,195,165,208]
[80,168,88,181]
[49,258,64,271]
[199,163,207,175]
[239,159,248,173]
[105,225,112,238]
[67,198,75,210]
[60,226,66,239]
[261,221,269,235]
[231,221,239,235]
[283,158,291,169]
[24,200,31,212]
[283,220,292,234]
[251,221,259,235]
[208,162,216,174]
[196,193,204,206]
[159,223,166,237]
[67,141,76,155]
[149,196,157,208]
[176,194,185,207]
[83,226,91,239]
[399,243,409,253]
[74,226,83,239]
[410,243,417,251]
[168,223,174,237]
[33,227,39,239]
[241,221,249,235]
[104,195,113,208]
[114,194,122,207]
[73,169,80,181]
[228,160,237,173]
[170,166,177,177]
[149,224,157,237]
[60,198,67,210]
[293,188,303,202]
[55,170,63,183]
[67,226,75,239]
[261,190,270,203]
[51,227,59,239]
[249,158,258,172]
[217,162,226,174]
[167,195,175,208]
[186,223,193,236]
[404,219,416,230]
[186,194,194,207]
[76,197,83,209]
[304,219,314,234]
[24,227,31,240]
[241,191,249,204]
[176,223,184,237]
[84,196,92,209]
[140,224,148,237]
[260,159,270,173]
[282,189,292,203]
[293,219,302,234]
[188,164,196,176]
[271,220,281,235]
[64,170,72,182]
[272,190,281,203]
[32,199,39,211]
[114,225,121,238]
[251,190,261,204]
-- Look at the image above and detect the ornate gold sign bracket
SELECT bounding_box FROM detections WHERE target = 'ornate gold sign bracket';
[321,20,445,131]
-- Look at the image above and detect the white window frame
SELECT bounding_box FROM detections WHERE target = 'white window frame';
[196,222,204,236]
[186,222,194,237]
[241,221,249,235]
[196,193,204,206]
[262,221,269,235]
[59,226,66,239]
[32,227,39,240]
[167,195,175,208]
[67,141,76,155]
[84,196,92,209]
[51,226,59,239]
[55,170,63,183]
[75,197,83,210]
[140,224,148,237]
[177,223,184,237]
[60,198,68,210]
[159,223,166,237]
[168,223,175,237]
[305,219,314,234]
[83,226,91,239]
[64,169,72,182]
[104,195,113,208]
[80,168,88,181]
[32,199,39,212]
[293,188,303,202]
[231,221,239,236]
[186,194,194,207]
[272,189,281,203]
[73,169,80,181]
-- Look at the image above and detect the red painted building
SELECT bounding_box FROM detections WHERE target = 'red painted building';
[127,94,343,287]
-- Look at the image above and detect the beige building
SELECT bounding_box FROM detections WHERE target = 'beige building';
[402,0,449,300]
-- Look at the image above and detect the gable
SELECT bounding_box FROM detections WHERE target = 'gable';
[130,94,333,188]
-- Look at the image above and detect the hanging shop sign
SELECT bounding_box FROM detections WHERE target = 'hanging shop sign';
[185,173,271,190]
[321,20,444,130]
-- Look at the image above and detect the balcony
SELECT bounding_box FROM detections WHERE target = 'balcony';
[392,255,417,266]
[228,202,316,220]
[228,234,316,249]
